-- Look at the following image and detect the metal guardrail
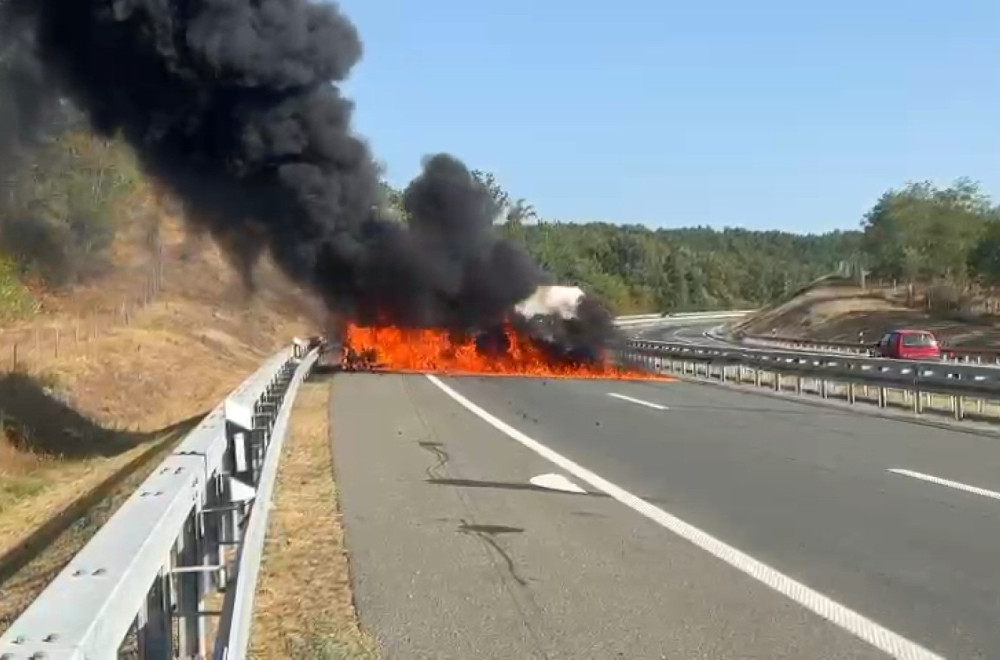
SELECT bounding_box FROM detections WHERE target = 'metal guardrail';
[615,310,755,328]
[737,332,1000,366]
[621,339,1000,421]
[0,343,318,659]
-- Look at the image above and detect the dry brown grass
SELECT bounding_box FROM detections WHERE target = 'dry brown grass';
[0,211,320,607]
[249,378,378,660]
[0,440,157,558]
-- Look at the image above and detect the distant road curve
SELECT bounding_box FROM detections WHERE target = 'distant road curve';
[623,312,748,348]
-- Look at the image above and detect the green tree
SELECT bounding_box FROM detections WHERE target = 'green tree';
[968,220,1000,287]
[862,179,994,283]
[0,131,139,286]
[505,198,537,228]
[471,169,511,223]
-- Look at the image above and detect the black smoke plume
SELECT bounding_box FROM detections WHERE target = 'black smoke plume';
[2,0,620,356]
[0,1,64,172]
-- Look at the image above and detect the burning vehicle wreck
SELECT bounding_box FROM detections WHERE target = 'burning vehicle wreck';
[314,285,666,380]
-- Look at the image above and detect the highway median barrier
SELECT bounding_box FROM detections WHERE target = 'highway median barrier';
[619,339,1000,423]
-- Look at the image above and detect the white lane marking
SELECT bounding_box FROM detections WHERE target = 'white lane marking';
[530,473,587,494]
[889,468,1000,502]
[607,392,669,410]
[426,374,942,660]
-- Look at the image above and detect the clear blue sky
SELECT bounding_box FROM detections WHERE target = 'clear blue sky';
[336,0,1000,234]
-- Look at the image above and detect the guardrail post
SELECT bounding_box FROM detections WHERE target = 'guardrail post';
[913,389,922,414]
[138,570,173,658]
[795,376,803,395]
[203,476,225,591]
[848,382,856,405]
[753,368,761,387]
[878,387,887,408]
[954,396,964,421]
[773,372,781,392]
[175,513,206,657]
[820,379,828,399]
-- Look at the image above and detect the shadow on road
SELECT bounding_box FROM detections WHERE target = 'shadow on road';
[427,477,609,497]
[0,372,204,459]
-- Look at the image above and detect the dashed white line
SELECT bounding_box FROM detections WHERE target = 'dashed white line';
[888,468,1000,502]
[607,392,668,410]
[426,374,943,660]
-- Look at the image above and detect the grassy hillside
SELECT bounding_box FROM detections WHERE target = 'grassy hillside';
[0,130,319,597]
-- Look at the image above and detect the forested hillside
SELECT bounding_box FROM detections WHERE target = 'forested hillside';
[380,170,865,314]
[503,223,862,314]
[386,172,1000,316]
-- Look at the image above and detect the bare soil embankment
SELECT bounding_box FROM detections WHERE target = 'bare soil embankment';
[736,281,1000,348]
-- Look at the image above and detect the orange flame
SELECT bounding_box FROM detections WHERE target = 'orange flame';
[342,322,673,380]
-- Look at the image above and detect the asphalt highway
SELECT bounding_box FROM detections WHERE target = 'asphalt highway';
[631,319,734,346]
[332,371,1000,659]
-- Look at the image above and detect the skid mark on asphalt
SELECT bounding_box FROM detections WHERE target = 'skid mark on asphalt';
[458,520,529,587]
[417,440,450,480]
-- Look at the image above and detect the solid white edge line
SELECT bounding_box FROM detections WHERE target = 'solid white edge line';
[607,392,669,410]
[425,374,943,660]
[888,468,1000,502]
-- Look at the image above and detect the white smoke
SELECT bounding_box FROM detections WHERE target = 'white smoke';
[514,285,585,320]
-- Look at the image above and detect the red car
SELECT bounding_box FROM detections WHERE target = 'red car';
[873,329,941,361]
